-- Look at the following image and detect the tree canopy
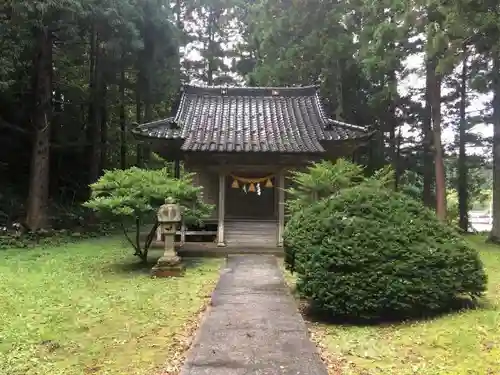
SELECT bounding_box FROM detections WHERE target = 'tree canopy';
[0,0,497,238]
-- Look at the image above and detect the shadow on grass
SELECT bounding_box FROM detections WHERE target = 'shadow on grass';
[295,291,490,327]
[105,256,208,276]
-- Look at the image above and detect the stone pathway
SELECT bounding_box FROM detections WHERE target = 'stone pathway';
[179,255,328,375]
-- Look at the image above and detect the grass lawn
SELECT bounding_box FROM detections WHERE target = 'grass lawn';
[0,237,222,375]
[284,235,500,375]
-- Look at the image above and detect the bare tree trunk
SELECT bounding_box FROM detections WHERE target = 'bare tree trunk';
[369,125,385,173]
[142,78,152,166]
[429,60,447,221]
[86,25,96,179]
[388,70,398,189]
[135,75,143,167]
[141,6,154,166]
[26,26,52,230]
[207,7,215,85]
[87,29,101,183]
[175,0,183,30]
[423,57,435,208]
[119,56,127,169]
[395,125,402,190]
[100,81,107,173]
[489,51,500,242]
[458,49,469,232]
[389,126,396,164]
[385,15,398,189]
[144,90,153,123]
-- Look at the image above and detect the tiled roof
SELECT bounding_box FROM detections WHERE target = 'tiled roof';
[133,118,182,139]
[133,85,368,153]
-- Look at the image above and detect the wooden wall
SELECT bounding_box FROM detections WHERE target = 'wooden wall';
[185,163,219,220]
[184,155,329,222]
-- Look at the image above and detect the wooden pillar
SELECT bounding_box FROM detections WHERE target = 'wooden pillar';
[180,220,186,245]
[217,171,226,247]
[277,170,285,247]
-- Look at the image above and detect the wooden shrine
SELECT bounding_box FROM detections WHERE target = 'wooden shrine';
[132,85,371,248]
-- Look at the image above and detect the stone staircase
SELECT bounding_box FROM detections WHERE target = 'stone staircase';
[224,220,278,247]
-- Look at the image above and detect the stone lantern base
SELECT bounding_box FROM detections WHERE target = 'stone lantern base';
[151,255,185,277]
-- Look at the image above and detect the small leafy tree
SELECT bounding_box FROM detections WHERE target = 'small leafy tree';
[286,159,395,215]
[83,167,213,262]
[285,159,365,215]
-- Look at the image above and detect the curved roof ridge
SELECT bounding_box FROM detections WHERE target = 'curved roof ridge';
[182,84,320,97]
[135,117,176,129]
[312,91,368,132]
[131,116,183,140]
[327,118,368,131]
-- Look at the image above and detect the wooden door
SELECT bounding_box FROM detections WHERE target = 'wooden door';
[225,174,276,220]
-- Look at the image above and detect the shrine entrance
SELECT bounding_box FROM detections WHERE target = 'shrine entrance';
[225,173,277,220]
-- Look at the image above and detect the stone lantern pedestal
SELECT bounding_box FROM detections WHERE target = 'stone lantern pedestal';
[151,198,185,277]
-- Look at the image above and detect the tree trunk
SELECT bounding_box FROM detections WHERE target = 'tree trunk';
[388,70,398,189]
[142,89,152,166]
[135,76,143,167]
[141,10,154,166]
[99,81,107,173]
[429,60,447,221]
[395,125,402,190]
[174,159,180,178]
[458,49,469,232]
[144,94,153,122]
[389,125,396,166]
[489,51,500,242]
[86,25,96,178]
[386,15,398,189]
[422,57,435,207]
[87,29,101,183]
[26,26,52,231]
[369,126,385,173]
[175,0,183,30]
[119,57,127,169]
[207,7,215,85]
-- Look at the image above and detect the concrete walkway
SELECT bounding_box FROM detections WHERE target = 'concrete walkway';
[179,255,328,375]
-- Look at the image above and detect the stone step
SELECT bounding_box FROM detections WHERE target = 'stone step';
[150,241,284,257]
[225,222,277,229]
[225,220,277,247]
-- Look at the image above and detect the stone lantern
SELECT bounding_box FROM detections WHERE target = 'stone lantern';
[151,197,185,277]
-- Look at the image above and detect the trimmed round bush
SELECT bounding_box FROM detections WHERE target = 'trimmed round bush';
[283,185,487,320]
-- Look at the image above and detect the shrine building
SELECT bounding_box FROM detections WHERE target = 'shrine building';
[132,84,371,248]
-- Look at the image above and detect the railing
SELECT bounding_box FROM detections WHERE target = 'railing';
[469,212,492,233]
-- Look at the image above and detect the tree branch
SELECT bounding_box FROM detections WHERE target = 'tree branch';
[135,217,141,252]
[144,219,159,252]
[120,221,140,254]
[0,117,29,135]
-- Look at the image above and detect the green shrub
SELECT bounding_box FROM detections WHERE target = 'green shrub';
[284,159,394,270]
[284,184,487,320]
